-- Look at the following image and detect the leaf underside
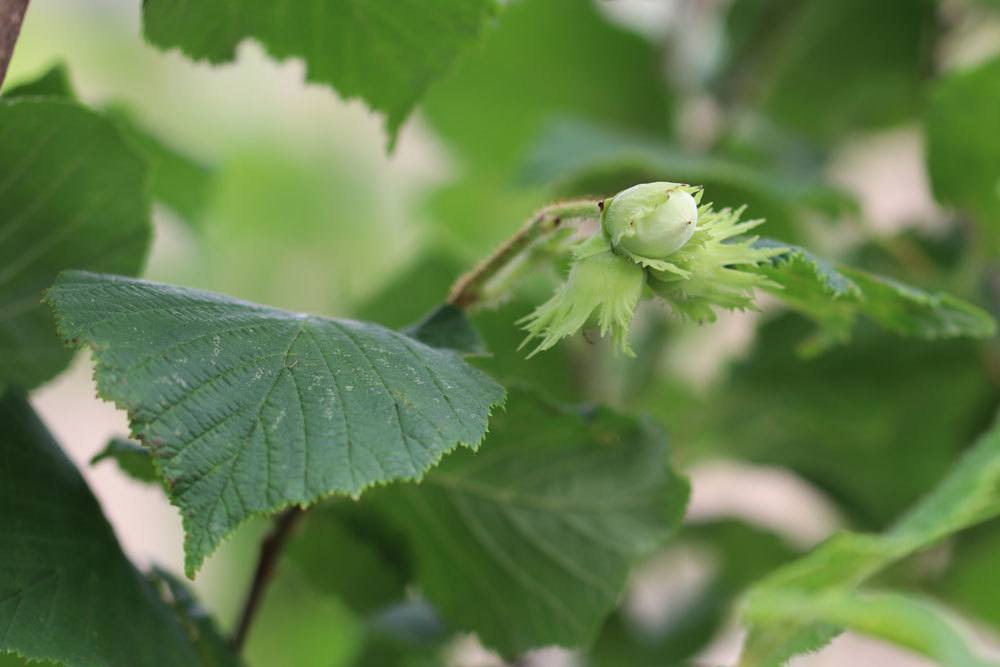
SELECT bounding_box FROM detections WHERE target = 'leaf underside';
[46,271,504,575]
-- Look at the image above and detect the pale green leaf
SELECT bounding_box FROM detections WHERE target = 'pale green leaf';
[45,270,505,576]
[926,55,1000,244]
[745,590,997,667]
[0,99,150,390]
[141,0,498,145]
[739,412,1000,666]
[372,390,690,655]
[0,391,199,667]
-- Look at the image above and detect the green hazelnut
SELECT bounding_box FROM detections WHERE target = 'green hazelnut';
[602,182,698,260]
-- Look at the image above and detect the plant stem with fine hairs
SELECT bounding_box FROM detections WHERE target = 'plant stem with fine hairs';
[446,198,602,310]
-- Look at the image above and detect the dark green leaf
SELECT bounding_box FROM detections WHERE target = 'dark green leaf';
[148,568,244,667]
[720,0,936,143]
[3,63,72,98]
[402,305,486,355]
[287,502,410,615]
[706,315,997,528]
[372,390,690,655]
[421,0,673,174]
[103,105,215,225]
[926,55,1000,244]
[90,437,159,484]
[4,65,215,227]
[45,271,505,575]
[520,119,852,243]
[0,391,199,666]
[0,98,150,390]
[755,242,997,354]
[142,0,498,145]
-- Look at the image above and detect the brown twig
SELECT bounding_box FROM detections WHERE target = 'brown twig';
[0,0,30,90]
[231,506,305,651]
[446,198,601,310]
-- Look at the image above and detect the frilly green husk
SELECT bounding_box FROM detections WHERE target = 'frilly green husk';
[519,190,785,355]
[518,234,644,357]
[645,204,784,322]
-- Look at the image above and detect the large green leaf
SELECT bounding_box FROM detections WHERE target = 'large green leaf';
[142,0,497,145]
[287,502,410,615]
[5,64,214,227]
[754,241,997,354]
[0,98,150,390]
[45,271,504,575]
[371,391,690,656]
[0,392,200,666]
[926,55,1000,245]
[738,412,1000,666]
[702,315,997,528]
[421,0,673,174]
[720,0,936,143]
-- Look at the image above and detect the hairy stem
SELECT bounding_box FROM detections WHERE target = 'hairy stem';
[0,0,29,89]
[231,506,304,651]
[447,198,602,309]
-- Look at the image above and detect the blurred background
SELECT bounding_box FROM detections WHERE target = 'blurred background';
[9,0,1000,665]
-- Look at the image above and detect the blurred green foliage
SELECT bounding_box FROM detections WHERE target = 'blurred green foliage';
[5,0,1000,665]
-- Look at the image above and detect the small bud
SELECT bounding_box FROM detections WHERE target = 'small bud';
[602,182,698,261]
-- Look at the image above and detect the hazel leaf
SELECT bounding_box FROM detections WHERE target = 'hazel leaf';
[371,390,690,656]
[45,271,505,576]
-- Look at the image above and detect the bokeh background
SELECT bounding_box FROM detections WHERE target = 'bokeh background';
[9,0,1000,665]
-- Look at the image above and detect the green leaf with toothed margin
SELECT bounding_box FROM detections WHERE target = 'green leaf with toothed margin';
[0,391,200,667]
[370,390,690,656]
[141,0,498,147]
[752,241,997,354]
[45,271,505,576]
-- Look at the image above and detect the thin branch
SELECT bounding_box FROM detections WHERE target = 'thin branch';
[0,0,30,90]
[446,198,602,310]
[231,506,305,651]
